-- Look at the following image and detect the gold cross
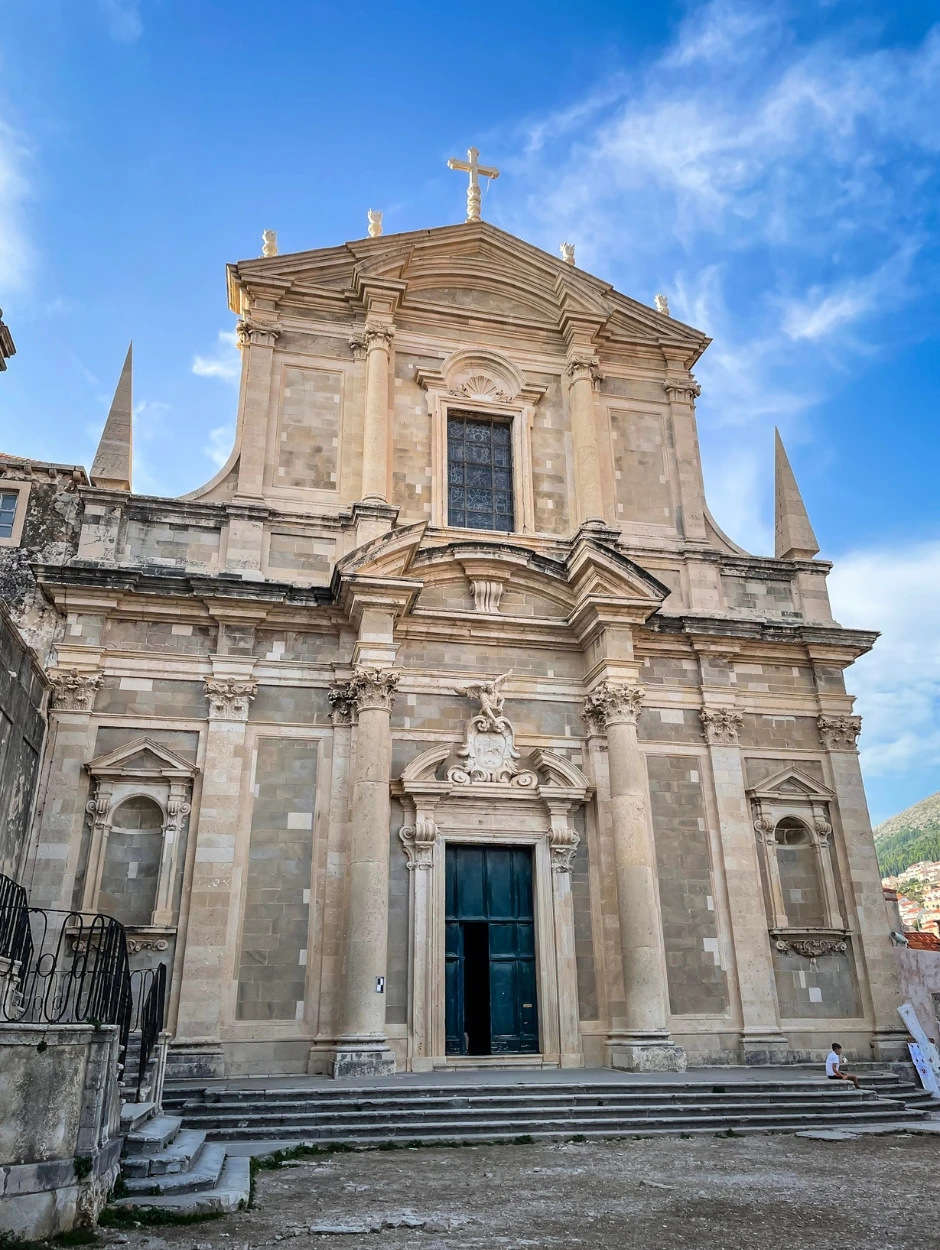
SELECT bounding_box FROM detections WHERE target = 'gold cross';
[447,146,499,223]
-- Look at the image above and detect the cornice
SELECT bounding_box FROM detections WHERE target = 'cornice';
[32,562,332,608]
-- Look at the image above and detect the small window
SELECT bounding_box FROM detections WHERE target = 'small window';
[0,492,17,540]
[447,412,514,532]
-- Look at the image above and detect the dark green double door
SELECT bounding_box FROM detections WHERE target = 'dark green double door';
[445,845,539,1056]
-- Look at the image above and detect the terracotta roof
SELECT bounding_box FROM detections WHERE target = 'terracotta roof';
[904,931,940,951]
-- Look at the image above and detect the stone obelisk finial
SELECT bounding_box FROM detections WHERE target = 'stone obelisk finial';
[91,343,133,492]
[774,428,819,560]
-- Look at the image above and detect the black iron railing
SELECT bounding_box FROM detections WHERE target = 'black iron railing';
[129,963,167,1098]
[0,872,32,970]
[0,873,169,1101]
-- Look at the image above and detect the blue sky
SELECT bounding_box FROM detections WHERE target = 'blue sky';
[2,0,940,824]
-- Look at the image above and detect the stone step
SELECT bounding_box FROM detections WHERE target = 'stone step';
[112,1154,250,1214]
[185,1094,898,1129]
[165,1077,907,1107]
[197,1104,923,1143]
[121,1142,226,1196]
[124,1115,184,1155]
[120,1101,157,1133]
[122,1130,208,1179]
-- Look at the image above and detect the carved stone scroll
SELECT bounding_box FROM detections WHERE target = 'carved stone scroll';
[448,673,536,786]
[204,678,257,720]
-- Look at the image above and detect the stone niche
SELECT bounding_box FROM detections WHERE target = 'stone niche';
[82,737,198,963]
[391,676,592,1070]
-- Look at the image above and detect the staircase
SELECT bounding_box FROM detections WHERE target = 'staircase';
[163,1071,935,1149]
[112,1102,250,1214]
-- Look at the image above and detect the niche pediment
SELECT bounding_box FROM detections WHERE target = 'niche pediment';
[746,766,833,804]
[86,736,198,781]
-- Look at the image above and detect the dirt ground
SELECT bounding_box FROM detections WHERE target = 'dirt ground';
[104,1133,940,1250]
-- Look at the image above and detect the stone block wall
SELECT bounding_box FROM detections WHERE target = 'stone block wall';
[529,373,570,535]
[0,604,46,878]
[772,944,861,1019]
[646,754,729,1017]
[0,1024,122,1240]
[123,519,221,569]
[609,408,673,526]
[277,366,343,491]
[236,737,318,1022]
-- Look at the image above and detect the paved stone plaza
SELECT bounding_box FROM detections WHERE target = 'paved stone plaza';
[102,1132,940,1249]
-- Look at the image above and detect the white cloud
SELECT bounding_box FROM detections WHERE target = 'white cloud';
[192,330,241,384]
[98,0,143,42]
[205,425,234,469]
[0,120,33,291]
[829,540,940,781]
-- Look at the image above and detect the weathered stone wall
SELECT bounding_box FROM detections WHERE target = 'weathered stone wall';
[0,604,47,879]
[277,366,344,491]
[772,944,861,1019]
[0,1024,122,1239]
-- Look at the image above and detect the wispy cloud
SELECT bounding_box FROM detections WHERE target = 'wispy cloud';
[192,330,241,384]
[829,540,940,794]
[204,425,234,469]
[499,0,940,546]
[0,120,33,291]
[98,0,143,42]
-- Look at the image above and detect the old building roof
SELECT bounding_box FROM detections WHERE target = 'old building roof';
[903,931,940,951]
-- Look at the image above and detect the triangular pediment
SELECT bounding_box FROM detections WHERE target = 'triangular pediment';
[86,736,198,779]
[746,766,833,802]
[228,223,710,360]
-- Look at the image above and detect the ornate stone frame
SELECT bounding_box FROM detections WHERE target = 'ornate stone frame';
[415,347,547,535]
[392,743,591,1071]
[747,766,846,939]
[83,737,199,931]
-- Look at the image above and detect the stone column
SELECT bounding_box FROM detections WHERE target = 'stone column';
[170,676,256,1078]
[700,706,788,1064]
[565,354,605,525]
[333,666,400,1077]
[360,325,394,503]
[818,714,908,1062]
[583,682,685,1071]
[153,780,193,926]
[399,799,441,1072]
[234,319,279,502]
[664,371,707,542]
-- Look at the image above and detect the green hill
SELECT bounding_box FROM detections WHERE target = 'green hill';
[873,790,940,878]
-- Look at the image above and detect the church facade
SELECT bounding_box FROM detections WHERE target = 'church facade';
[5,218,907,1078]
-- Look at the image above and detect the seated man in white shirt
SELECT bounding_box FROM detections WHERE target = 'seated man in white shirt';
[825,1042,860,1089]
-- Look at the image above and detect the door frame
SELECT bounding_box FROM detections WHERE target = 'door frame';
[394,746,591,1071]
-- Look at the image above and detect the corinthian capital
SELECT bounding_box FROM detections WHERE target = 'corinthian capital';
[348,666,400,713]
[817,714,862,751]
[664,377,701,404]
[328,681,357,726]
[204,678,257,720]
[235,318,280,349]
[565,354,603,387]
[700,706,743,746]
[50,669,102,712]
[348,332,368,361]
[583,682,646,728]
[363,324,395,352]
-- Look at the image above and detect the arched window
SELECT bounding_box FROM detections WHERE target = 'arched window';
[97,796,164,927]
[774,817,826,928]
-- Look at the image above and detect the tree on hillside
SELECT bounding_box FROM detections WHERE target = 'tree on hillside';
[875,826,940,878]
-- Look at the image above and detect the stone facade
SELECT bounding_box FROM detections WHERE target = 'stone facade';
[4,221,908,1075]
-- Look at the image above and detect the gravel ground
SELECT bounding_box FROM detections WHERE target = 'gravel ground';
[104,1132,940,1250]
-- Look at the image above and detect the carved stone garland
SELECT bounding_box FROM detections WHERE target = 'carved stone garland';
[775,938,847,959]
[448,674,536,786]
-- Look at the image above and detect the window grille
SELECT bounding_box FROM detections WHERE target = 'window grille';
[446,412,513,532]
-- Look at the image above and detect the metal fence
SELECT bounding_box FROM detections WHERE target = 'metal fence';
[0,873,168,1100]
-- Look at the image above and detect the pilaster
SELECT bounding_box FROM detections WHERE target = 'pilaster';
[819,714,909,1062]
[700,704,788,1064]
[234,317,280,502]
[170,669,257,1079]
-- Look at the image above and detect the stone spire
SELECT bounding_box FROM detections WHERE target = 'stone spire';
[774,428,819,560]
[91,343,133,491]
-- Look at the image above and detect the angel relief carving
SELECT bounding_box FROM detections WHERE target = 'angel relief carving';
[448,672,537,786]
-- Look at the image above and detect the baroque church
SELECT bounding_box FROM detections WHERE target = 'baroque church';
[0,159,907,1079]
